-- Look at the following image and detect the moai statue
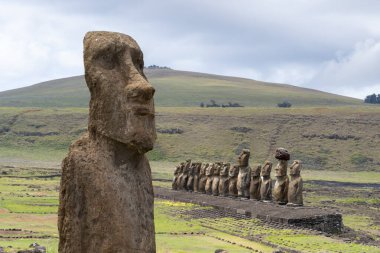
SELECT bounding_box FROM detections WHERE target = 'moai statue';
[58,32,156,252]
[193,162,202,192]
[237,149,251,199]
[288,160,303,206]
[180,159,191,191]
[249,164,262,200]
[172,165,181,190]
[198,163,208,193]
[218,163,230,197]
[205,163,214,195]
[273,148,290,205]
[260,161,272,202]
[186,162,196,192]
[212,162,222,196]
[228,164,239,198]
[176,162,185,190]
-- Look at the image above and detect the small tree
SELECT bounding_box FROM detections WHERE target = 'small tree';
[277,101,292,108]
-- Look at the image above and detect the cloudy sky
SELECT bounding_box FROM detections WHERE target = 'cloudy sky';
[1,0,380,99]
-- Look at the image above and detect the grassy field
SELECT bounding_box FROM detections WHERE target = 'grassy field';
[0,106,379,172]
[0,69,362,107]
[0,165,379,252]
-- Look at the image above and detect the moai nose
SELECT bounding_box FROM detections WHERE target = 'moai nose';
[125,78,155,102]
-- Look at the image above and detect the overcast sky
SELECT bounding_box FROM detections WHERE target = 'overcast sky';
[1,0,380,99]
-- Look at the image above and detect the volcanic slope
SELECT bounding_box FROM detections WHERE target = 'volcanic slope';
[0,69,361,107]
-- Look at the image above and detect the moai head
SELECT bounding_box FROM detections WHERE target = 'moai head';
[174,165,181,175]
[275,148,290,161]
[200,163,208,176]
[289,160,302,176]
[84,32,156,154]
[213,162,222,175]
[194,162,201,174]
[251,164,262,178]
[238,149,250,167]
[206,163,214,176]
[220,163,230,176]
[261,161,272,177]
[229,164,239,178]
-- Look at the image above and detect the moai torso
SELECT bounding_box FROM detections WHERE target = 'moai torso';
[288,160,303,206]
[212,163,222,196]
[273,148,290,204]
[218,163,230,197]
[249,164,262,200]
[58,32,156,253]
[205,163,214,195]
[228,165,239,198]
[198,163,208,193]
[186,163,196,192]
[193,163,201,192]
[260,161,272,202]
[237,149,251,198]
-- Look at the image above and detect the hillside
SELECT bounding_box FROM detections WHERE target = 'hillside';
[0,69,361,107]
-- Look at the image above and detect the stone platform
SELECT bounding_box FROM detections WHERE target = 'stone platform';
[154,186,343,234]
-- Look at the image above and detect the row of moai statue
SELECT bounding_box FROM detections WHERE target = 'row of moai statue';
[172,148,303,206]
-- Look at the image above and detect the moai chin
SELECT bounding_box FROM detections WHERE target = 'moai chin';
[228,164,239,198]
[180,159,191,191]
[193,162,202,193]
[249,164,262,201]
[172,164,181,190]
[198,163,208,194]
[205,163,214,195]
[58,31,156,253]
[218,163,230,197]
[212,162,222,196]
[237,149,251,199]
[260,161,272,202]
[287,160,304,206]
[273,148,290,205]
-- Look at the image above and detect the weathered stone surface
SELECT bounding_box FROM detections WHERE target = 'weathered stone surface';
[275,147,290,161]
[288,160,303,206]
[187,162,196,192]
[273,150,289,205]
[237,149,251,198]
[198,163,208,193]
[172,164,182,190]
[260,161,272,202]
[193,162,201,192]
[212,162,222,196]
[205,163,214,195]
[218,163,230,197]
[58,31,156,253]
[228,165,239,198]
[249,164,261,200]
[179,159,191,190]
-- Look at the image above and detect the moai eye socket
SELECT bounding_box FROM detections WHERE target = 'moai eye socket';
[94,46,120,70]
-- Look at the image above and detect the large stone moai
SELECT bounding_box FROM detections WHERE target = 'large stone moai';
[193,162,202,192]
[249,164,262,201]
[218,163,230,197]
[212,162,222,196]
[205,163,214,195]
[273,148,290,205]
[186,162,196,192]
[288,160,304,206]
[260,161,272,202]
[237,149,251,199]
[228,165,239,198]
[172,165,182,190]
[198,163,208,193]
[58,32,156,253]
[179,159,191,191]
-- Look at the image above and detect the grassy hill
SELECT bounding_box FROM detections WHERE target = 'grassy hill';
[0,69,362,107]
